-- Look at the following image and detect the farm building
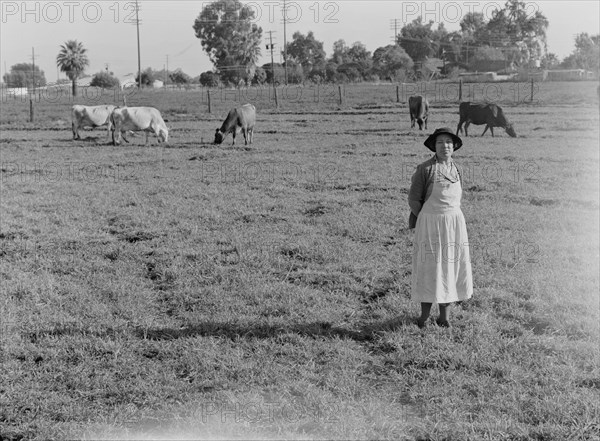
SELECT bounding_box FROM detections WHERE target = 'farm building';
[458,71,498,82]
[546,69,595,80]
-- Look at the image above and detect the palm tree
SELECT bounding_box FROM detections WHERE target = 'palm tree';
[56,40,90,97]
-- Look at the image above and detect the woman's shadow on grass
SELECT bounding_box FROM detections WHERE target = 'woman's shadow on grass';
[134,313,417,342]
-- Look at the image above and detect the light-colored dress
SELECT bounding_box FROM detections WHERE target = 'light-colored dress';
[411,163,473,304]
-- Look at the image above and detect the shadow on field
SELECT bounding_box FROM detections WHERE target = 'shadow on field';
[135,314,417,343]
[70,136,114,146]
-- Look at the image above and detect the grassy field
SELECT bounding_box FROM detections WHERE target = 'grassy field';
[1,81,599,440]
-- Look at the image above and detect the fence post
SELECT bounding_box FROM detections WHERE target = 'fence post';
[396,84,400,103]
[274,85,278,108]
[207,89,211,113]
[458,79,462,101]
[338,85,343,105]
[530,78,534,103]
[29,97,34,122]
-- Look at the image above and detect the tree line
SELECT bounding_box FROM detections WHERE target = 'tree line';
[2,0,599,93]
[193,0,598,86]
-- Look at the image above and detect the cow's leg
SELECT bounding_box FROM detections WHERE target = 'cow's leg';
[121,130,130,143]
[145,131,149,145]
[456,121,463,136]
[481,125,489,136]
[410,117,415,129]
[231,130,236,146]
[151,125,159,144]
[424,117,428,130]
[464,121,470,137]
[249,128,253,144]
[490,126,494,137]
[73,123,80,140]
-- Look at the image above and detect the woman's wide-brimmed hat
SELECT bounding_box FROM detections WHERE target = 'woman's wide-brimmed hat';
[424,127,463,152]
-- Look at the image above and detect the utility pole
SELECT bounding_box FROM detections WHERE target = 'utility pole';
[166,55,169,85]
[30,47,35,122]
[282,0,288,85]
[390,19,401,43]
[31,48,35,88]
[266,31,278,107]
[135,0,141,88]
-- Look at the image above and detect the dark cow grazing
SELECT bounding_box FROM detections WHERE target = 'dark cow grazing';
[408,95,429,130]
[456,102,517,137]
[214,103,256,145]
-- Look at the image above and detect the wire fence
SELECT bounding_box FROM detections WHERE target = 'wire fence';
[1,76,598,123]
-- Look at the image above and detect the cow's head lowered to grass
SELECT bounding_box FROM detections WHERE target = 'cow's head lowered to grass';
[505,124,517,138]
[214,128,225,144]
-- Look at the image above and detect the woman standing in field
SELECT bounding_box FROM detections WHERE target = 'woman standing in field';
[408,127,473,328]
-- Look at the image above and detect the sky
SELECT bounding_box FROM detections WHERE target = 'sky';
[1,0,599,83]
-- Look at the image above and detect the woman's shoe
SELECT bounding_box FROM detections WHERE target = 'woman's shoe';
[435,319,451,328]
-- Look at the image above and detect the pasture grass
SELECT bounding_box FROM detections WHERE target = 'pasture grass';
[1,81,599,440]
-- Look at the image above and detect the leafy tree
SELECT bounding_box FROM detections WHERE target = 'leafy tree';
[2,63,46,88]
[485,0,548,67]
[331,39,349,65]
[346,42,373,78]
[90,71,119,88]
[324,61,339,83]
[252,67,266,85]
[398,17,437,62]
[286,31,326,74]
[169,69,191,84]
[199,71,220,87]
[540,52,559,69]
[460,12,489,43]
[336,64,361,82]
[285,61,305,84]
[469,46,507,71]
[261,62,285,85]
[193,0,262,85]
[135,68,156,86]
[564,33,600,72]
[328,40,372,81]
[56,40,90,96]
[372,45,414,81]
[438,31,464,65]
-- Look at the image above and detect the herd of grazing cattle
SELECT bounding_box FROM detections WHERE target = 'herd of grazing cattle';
[408,95,517,138]
[70,95,516,146]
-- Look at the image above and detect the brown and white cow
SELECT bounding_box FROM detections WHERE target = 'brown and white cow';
[110,106,169,145]
[456,102,517,137]
[71,104,116,140]
[408,95,429,130]
[214,103,256,146]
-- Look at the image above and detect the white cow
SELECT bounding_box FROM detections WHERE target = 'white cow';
[110,106,169,145]
[71,104,116,140]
